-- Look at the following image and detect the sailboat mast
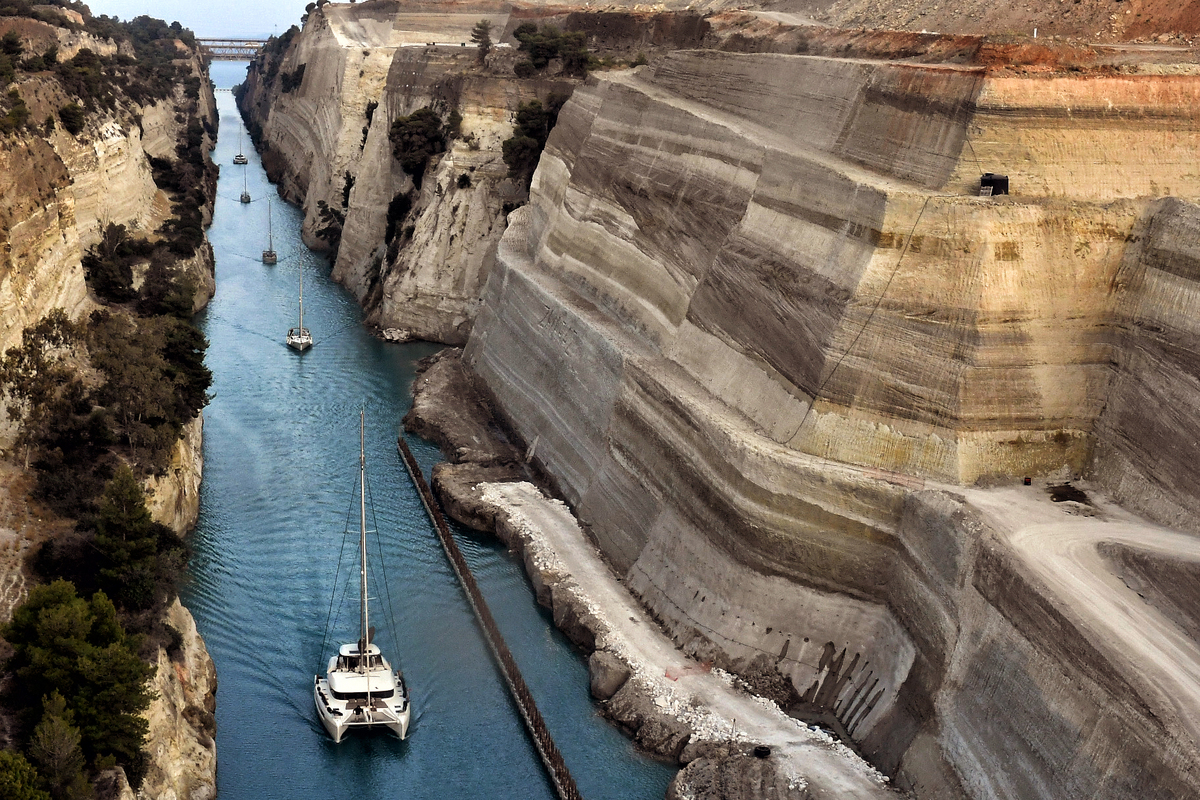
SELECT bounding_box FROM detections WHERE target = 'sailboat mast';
[298,263,304,331]
[268,200,274,251]
[359,411,369,657]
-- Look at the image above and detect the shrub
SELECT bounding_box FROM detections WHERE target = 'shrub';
[384,191,412,244]
[1,30,21,57]
[512,23,591,76]
[280,63,305,92]
[501,94,570,187]
[0,752,49,800]
[387,107,445,188]
[58,103,84,135]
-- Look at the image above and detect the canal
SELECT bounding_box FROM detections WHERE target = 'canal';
[180,61,675,799]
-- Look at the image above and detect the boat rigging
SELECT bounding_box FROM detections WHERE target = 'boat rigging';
[314,411,411,742]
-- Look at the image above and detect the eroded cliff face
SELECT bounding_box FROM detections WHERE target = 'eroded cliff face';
[462,51,1200,798]
[0,28,219,800]
[238,2,574,343]
[0,49,217,353]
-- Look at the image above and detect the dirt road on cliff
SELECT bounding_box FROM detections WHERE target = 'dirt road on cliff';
[963,484,1200,749]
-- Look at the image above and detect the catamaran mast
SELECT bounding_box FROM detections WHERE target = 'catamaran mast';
[268,200,274,251]
[359,410,369,664]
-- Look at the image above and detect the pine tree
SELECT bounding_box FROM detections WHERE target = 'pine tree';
[470,19,492,64]
[0,752,50,800]
[29,693,90,800]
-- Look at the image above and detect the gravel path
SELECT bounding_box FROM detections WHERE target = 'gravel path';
[480,481,897,800]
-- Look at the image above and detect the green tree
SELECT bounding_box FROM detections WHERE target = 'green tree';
[559,31,589,77]
[0,752,50,800]
[501,95,570,188]
[387,107,445,188]
[1,30,22,58]
[93,466,160,610]
[81,223,136,302]
[58,103,85,135]
[470,19,492,64]
[3,581,153,769]
[0,310,81,468]
[29,693,90,800]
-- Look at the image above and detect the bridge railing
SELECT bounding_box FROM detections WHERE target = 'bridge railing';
[198,38,269,60]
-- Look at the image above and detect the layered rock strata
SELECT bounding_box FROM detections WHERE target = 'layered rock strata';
[0,48,217,352]
[0,32,219,800]
[460,50,1200,798]
[238,1,573,343]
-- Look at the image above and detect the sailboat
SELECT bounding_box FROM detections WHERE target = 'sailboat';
[240,166,251,204]
[262,200,278,264]
[286,261,312,351]
[233,128,248,165]
[314,412,411,742]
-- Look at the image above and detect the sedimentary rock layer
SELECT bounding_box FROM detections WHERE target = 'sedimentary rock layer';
[462,50,1200,798]
[239,3,574,343]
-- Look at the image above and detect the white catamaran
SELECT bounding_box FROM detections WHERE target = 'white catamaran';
[314,413,411,742]
[285,260,312,351]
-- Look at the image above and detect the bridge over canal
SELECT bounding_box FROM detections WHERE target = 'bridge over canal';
[198,38,268,60]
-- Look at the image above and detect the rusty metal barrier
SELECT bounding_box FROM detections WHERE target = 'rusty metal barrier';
[398,437,584,800]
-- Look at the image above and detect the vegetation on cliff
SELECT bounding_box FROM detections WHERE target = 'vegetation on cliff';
[388,107,447,190]
[0,4,214,795]
[502,95,570,188]
[513,23,591,78]
[4,581,153,789]
[0,2,209,138]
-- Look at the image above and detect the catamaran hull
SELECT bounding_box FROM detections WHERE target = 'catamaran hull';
[314,677,410,742]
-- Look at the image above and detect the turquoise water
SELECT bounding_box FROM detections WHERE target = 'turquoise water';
[179,61,675,799]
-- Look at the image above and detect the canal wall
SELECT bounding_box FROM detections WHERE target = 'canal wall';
[0,18,219,799]
[237,2,574,344]
[245,4,1200,798]
[460,56,1200,798]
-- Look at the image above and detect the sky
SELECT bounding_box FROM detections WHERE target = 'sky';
[85,0,308,39]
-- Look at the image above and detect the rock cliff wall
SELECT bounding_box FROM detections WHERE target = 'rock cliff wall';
[140,414,215,800]
[462,51,1200,798]
[0,29,218,800]
[0,49,217,352]
[241,5,1200,798]
[238,3,572,343]
[1093,197,1200,530]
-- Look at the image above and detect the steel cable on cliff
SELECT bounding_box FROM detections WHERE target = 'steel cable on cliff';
[782,190,960,448]
[784,72,989,446]
[397,435,584,800]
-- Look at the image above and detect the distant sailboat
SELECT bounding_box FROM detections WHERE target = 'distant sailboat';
[240,167,251,204]
[233,128,248,165]
[286,260,312,351]
[262,200,278,264]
